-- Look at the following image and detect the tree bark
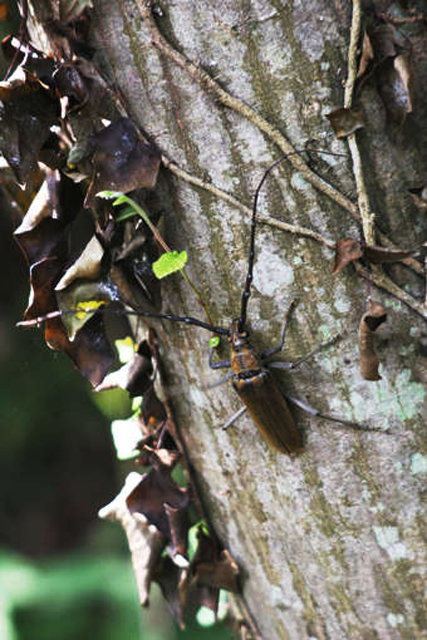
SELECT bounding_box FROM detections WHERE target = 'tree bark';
[26,1,426,638]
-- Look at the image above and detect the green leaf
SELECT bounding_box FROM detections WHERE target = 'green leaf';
[115,206,137,222]
[152,251,188,279]
[112,194,129,206]
[96,190,123,200]
[209,336,220,348]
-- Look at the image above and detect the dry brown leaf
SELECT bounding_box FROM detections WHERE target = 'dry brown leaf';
[358,302,387,381]
[357,31,374,78]
[56,235,104,290]
[96,340,154,396]
[326,107,364,138]
[99,472,166,606]
[333,238,363,274]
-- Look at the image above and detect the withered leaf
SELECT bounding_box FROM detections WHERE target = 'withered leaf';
[55,280,114,340]
[53,62,89,111]
[21,267,115,386]
[141,384,168,430]
[333,238,363,275]
[363,244,418,263]
[358,302,387,381]
[126,464,190,557]
[164,503,190,561]
[194,549,240,594]
[367,22,398,63]
[153,557,195,628]
[56,234,104,290]
[99,472,166,607]
[0,67,59,183]
[96,340,154,397]
[1,35,56,86]
[357,31,374,79]
[48,311,115,386]
[24,257,63,322]
[84,118,161,207]
[333,238,419,274]
[192,529,239,594]
[112,224,162,312]
[13,173,71,266]
[326,107,364,138]
[376,53,413,124]
[15,217,68,267]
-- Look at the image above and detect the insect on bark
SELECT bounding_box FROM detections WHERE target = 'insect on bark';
[20,154,369,454]
[117,154,366,454]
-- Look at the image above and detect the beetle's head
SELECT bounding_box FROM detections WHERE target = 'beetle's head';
[229,319,250,350]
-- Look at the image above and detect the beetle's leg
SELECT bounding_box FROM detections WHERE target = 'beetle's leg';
[285,395,385,432]
[260,299,296,359]
[207,371,235,390]
[222,406,247,431]
[209,347,231,370]
[266,334,342,370]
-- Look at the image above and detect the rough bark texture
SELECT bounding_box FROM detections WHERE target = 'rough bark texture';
[27,1,426,639]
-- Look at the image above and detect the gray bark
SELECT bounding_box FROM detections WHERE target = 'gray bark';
[27,1,426,638]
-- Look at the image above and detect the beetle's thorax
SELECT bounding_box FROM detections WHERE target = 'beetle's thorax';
[229,319,261,376]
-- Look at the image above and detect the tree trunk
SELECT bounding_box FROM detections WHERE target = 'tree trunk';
[26,1,426,638]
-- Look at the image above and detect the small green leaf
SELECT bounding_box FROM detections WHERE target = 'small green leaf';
[96,190,123,200]
[115,206,137,221]
[152,251,188,279]
[209,336,220,348]
[112,194,129,206]
[187,520,209,561]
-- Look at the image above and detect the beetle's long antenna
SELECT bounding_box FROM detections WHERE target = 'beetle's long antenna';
[18,306,230,336]
[237,149,345,332]
[237,154,289,332]
[115,308,230,335]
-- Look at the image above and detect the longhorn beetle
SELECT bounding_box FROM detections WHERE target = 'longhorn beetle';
[22,154,372,454]
[109,154,370,454]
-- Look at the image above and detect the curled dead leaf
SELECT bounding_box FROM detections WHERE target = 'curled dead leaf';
[0,67,59,183]
[126,464,190,555]
[358,302,387,381]
[84,118,161,207]
[363,244,419,263]
[192,528,239,595]
[333,238,420,274]
[357,31,374,78]
[141,384,168,431]
[96,340,154,397]
[333,238,363,275]
[326,107,364,138]
[99,472,166,606]
[56,234,104,290]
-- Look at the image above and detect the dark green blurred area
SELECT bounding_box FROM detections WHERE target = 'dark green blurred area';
[0,5,228,638]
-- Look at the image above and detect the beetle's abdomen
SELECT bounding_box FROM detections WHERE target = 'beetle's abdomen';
[232,369,304,455]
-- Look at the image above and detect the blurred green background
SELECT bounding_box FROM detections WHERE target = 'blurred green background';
[0,4,229,638]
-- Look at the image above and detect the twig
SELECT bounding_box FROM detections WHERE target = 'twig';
[354,262,426,318]
[163,156,336,249]
[138,1,423,278]
[344,0,376,246]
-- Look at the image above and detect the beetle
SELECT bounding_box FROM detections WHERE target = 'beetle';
[115,155,366,454]
[21,154,369,454]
